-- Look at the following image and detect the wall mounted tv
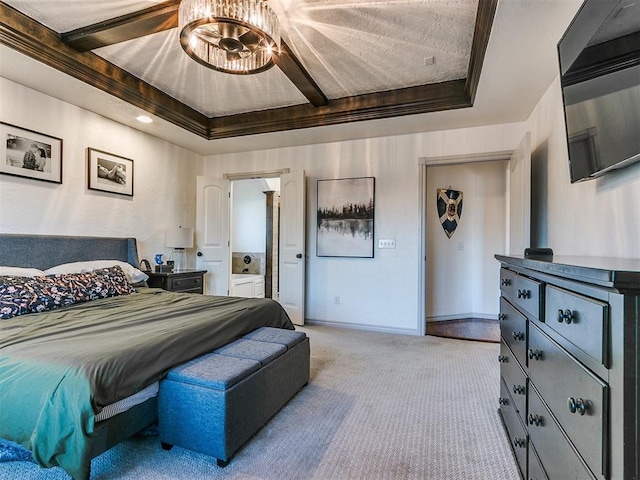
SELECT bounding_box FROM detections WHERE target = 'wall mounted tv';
[558,0,640,183]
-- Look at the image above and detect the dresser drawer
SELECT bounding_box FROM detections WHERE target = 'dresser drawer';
[528,386,596,480]
[500,340,527,420]
[168,275,203,293]
[545,285,609,367]
[500,297,528,367]
[499,378,527,480]
[528,442,549,480]
[528,323,607,478]
[500,268,542,320]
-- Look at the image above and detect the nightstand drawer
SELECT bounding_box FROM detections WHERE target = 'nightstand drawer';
[147,270,206,294]
[168,275,202,292]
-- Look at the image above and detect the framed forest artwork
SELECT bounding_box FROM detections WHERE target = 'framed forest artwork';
[317,177,375,258]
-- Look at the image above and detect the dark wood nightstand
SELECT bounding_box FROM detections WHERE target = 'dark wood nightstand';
[146,270,207,294]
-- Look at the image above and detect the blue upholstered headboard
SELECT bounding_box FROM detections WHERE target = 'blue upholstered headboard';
[0,234,140,270]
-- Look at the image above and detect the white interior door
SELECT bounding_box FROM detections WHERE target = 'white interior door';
[507,132,532,255]
[278,171,306,325]
[196,176,230,295]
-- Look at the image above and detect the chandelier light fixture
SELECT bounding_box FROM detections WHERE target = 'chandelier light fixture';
[178,0,281,74]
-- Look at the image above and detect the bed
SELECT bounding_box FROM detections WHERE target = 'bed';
[0,234,294,480]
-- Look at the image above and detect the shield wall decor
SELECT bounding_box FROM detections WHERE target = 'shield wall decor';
[437,187,463,238]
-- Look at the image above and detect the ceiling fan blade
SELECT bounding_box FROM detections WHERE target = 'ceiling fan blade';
[239,29,262,51]
[219,22,247,41]
[226,51,242,62]
[195,25,221,42]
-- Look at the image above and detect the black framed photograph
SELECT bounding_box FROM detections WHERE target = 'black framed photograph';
[0,122,63,184]
[87,148,134,197]
[317,176,375,258]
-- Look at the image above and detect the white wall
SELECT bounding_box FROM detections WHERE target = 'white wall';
[231,179,267,253]
[0,78,202,265]
[426,161,507,321]
[203,123,526,334]
[527,76,640,259]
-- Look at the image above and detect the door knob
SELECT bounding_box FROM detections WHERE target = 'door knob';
[197,251,203,257]
[296,253,303,259]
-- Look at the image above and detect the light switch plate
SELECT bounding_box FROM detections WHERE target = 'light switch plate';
[378,238,396,249]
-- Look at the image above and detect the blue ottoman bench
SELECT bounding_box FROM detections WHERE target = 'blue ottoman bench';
[158,327,310,466]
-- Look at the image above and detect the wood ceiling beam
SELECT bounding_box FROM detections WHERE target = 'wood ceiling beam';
[278,40,328,107]
[61,0,180,52]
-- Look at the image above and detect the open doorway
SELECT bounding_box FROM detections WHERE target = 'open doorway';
[230,178,280,299]
[424,160,506,342]
[196,171,306,325]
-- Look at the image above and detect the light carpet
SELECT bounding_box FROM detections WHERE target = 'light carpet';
[0,325,519,479]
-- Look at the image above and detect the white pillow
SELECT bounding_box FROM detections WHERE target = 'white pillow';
[44,260,149,284]
[0,266,46,277]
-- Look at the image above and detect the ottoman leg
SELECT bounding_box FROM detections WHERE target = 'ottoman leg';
[217,458,230,468]
[161,442,174,451]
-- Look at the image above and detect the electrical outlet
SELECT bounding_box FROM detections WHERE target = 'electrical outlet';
[334,296,340,305]
[378,238,396,249]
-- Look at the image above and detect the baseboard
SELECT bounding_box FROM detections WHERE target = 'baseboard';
[304,318,421,336]
[426,313,498,323]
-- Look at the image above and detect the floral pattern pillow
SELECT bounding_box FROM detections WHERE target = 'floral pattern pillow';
[0,266,134,320]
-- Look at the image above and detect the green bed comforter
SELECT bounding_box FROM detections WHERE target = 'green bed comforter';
[0,287,293,479]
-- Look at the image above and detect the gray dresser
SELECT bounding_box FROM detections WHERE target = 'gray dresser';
[495,255,640,480]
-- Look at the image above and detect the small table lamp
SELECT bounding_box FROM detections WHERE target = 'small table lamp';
[166,226,194,271]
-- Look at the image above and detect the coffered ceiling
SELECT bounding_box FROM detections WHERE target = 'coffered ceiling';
[0,0,583,154]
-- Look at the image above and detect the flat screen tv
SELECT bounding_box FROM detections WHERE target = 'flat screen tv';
[558,0,640,183]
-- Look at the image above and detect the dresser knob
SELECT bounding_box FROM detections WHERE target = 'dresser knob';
[557,309,574,324]
[513,437,526,448]
[498,397,509,406]
[512,331,525,341]
[528,349,542,361]
[498,355,508,363]
[498,313,507,321]
[517,289,530,299]
[501,278,511,286]
[567,397,587,415]
[528,413,543,426]
[513,384,525,395]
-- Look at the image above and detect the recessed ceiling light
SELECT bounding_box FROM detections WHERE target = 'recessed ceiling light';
[136,115,153,123]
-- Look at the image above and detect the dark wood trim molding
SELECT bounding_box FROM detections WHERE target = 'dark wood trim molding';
[264,190,275,299]
[0,2,208,138]
[61,0,181,52]
[209,80,470,139]
[465,0,499,104]
[1,1,496,141]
